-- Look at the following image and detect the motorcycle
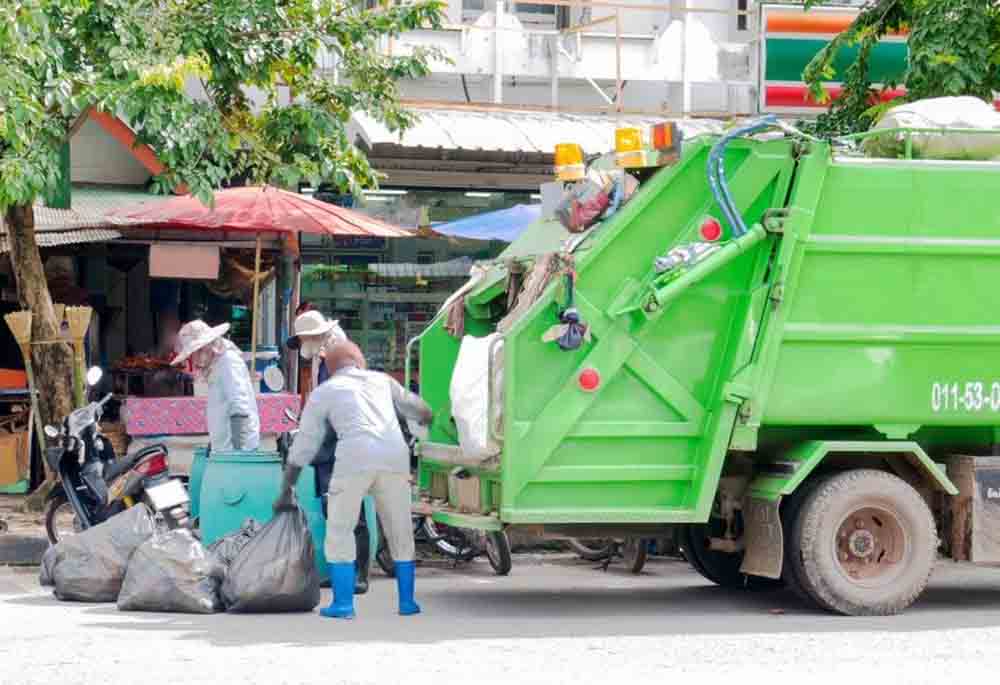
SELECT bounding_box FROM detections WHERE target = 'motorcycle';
[43,367,191,544]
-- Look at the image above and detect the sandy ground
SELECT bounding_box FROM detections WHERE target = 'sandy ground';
[5,555,1000,685]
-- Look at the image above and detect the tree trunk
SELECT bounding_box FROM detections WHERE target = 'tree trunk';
[5,203,76,509]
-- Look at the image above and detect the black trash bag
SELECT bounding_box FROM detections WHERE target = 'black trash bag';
[556,308,587,351]
[39,545,57,587]
[220,508,321,613]
[206,518,262,571]
[117,529,223,614]
[50,504,155,603]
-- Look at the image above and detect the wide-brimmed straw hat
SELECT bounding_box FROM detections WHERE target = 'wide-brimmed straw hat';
[171,320,231,365]
[285,310,339,351]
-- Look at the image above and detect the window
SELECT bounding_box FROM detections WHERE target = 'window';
[463,0,555,24]
[737,0,748,32]
[416,252,435,265]
[515,3,555,16]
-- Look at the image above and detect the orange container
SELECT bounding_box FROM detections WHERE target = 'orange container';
[0,369,27,389]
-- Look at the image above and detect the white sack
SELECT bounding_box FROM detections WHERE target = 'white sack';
[865,96,1000,160]
[449,333,503,462]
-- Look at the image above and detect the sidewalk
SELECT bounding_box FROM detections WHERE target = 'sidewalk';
[0,494,49,565]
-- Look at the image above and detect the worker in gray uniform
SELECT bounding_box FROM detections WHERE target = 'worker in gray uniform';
[273,340,432,619]
[285,313,372,594]
[172,319,260,451]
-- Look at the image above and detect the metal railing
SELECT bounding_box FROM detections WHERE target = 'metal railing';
[837,126,1000,160]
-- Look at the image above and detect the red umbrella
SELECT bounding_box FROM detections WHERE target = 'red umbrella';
[112,185,410,236]
[111,185,411,370]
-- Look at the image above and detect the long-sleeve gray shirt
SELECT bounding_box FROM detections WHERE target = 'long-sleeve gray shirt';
[288,365,431,476]
[207,346,261,452]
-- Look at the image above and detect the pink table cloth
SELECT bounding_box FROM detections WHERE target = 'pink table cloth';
[124,394,300,436]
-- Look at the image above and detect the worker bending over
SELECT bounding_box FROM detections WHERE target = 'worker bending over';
[274,340,432,619]
[284,310,371,594]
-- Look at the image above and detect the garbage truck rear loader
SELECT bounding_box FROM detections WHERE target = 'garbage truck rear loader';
[412,125,1000,616]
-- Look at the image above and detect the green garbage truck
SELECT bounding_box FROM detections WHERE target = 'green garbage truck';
[408,117,1000,616]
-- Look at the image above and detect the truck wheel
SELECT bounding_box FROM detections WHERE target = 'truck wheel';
[485,531,512,576]
[793,469,937,616]
[621,538,648,574]
[682,524,781,590]
[781,474,830,607]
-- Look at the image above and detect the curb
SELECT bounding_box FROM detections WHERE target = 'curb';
[0,535,49,566]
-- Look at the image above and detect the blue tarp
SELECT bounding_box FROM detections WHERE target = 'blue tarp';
[432,204,542,243]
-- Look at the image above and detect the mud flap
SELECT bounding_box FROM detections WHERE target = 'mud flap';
[740,496,783,579]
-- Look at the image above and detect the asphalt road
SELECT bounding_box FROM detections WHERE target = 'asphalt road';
[4,555,1000,684]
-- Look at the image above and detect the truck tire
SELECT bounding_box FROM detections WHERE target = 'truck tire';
[682,524,782,590]
[485,531,513,576]
[781,474,830,607]
[792,469,937,616]
[621,538,648,574]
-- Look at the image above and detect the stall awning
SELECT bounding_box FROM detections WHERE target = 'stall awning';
[348,108,724,190]
[350,108,725,158]
[433,205,542,243]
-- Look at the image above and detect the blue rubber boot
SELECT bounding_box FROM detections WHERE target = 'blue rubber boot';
[395,561,421,616]
[320,562,356,619]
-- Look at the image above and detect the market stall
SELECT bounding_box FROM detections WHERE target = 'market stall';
[109,185,411,472]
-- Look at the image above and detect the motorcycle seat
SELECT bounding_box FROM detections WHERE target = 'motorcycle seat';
[104,445,165,481]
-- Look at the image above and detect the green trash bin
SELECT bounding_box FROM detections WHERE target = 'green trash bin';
[199,449,378,582]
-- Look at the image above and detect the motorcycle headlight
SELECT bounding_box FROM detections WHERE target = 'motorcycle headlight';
[67,407,96,437]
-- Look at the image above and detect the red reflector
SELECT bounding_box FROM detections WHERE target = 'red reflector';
[135,453,168,477]
[578,368,601,392]
[700,217,722,242]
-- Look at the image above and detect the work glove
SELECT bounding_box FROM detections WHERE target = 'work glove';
[230,415,254,451]
[272,465,302,513]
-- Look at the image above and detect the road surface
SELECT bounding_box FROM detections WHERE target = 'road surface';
[3,555,1000,684]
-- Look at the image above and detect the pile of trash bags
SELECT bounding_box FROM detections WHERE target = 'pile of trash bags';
[40,504,320,614]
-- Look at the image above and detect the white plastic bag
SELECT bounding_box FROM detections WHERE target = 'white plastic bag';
[865,96,1000,160]
[449,333,503,461]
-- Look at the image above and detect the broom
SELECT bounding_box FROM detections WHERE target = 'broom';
[65,306,93,407]
[4,311,46,470]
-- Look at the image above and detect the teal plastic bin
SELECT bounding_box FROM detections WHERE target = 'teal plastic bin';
[188,446,209,520]
[198,449,377,582]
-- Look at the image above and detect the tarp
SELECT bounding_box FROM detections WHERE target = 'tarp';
[433,205,542,243]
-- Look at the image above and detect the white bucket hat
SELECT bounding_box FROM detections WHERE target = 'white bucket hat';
[171,320,231,365]
[286,311,340,354]
[294,310,337,338]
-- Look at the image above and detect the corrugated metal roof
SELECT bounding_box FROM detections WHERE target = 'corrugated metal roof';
[0,228,123,254]
[0,186,166,253]
[369,257,473,279]
[350,109,724,155]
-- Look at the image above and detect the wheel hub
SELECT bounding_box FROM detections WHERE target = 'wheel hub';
[835,506,905,581]
[848,529,876,558]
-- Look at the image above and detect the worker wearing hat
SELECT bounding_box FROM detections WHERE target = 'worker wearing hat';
[172,320,260,452]
[286,310,359,391]
[285,309,372,594]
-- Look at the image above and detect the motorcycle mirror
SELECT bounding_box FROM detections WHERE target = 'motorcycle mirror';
[85,366,103,387]
[43,425,59,439]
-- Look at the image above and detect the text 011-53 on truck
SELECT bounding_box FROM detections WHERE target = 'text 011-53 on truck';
[406,113,1000,617]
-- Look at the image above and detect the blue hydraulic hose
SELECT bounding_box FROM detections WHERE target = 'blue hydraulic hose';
[707,116,778,238]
